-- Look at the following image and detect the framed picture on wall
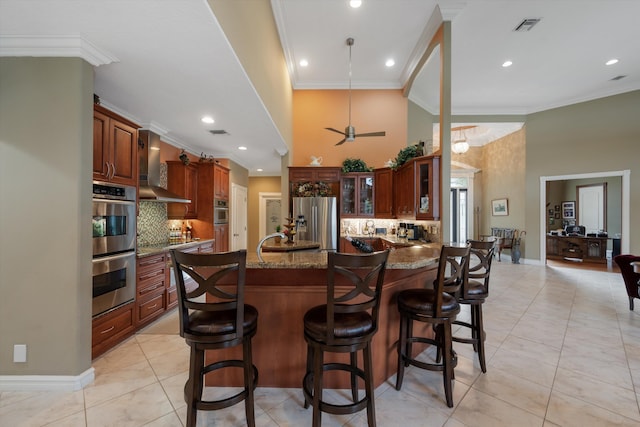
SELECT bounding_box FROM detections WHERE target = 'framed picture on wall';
[491,198,509,216]
[562,201,575,219]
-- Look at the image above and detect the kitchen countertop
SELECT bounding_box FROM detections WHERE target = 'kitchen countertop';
[137,239,215,258]
[248,243,441,269]
[341,233,428,247]
[261,239,320,252]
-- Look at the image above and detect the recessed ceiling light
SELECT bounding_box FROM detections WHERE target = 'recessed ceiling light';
[201,116,214,124]
[502,60,513,68]
[385,59,395,67]
[238,146,247,151]
[299,59,309,67]
[350,0,362,8]
[256,168,263,172]
[606,58,619,66]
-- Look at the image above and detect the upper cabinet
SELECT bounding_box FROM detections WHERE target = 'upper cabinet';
[340,173,374,218]
[166,161,198,219]
[93,104,139,186]
[374,167,394,218]
[213,164,230,200]
[394,155,440,220]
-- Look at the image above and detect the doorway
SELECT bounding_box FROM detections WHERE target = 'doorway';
[450,188,468,243]
[539,170,630,264]
[258,192,282,237]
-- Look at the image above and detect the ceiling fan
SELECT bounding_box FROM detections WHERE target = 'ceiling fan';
[326,37,386,146]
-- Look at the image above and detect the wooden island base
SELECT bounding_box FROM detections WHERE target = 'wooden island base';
[206,265,437,389]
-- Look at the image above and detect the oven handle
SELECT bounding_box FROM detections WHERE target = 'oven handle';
[92,251,136,264]
[92,198,136,206]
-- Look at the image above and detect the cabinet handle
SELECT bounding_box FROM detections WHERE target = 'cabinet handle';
[104,162,111,178]
[148,304,158,309]
[100,325,115,334]
[110,162,116,179]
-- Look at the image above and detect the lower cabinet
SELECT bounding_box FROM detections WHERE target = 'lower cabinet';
[215,224,229,252]
[91,302,135,359]
[136,253,168,327]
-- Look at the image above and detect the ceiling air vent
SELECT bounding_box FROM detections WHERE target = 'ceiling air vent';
[209,130,229,135]
[514,18,541,32]
[611,75,627,81]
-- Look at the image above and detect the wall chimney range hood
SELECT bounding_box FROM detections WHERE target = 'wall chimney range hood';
[138,130,191,203]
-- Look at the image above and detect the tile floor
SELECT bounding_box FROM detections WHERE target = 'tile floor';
[2,260,640,426]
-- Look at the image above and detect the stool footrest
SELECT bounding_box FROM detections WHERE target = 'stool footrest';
[302,362,369,416]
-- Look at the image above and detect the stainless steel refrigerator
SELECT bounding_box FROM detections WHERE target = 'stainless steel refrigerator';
[292,197,338,251]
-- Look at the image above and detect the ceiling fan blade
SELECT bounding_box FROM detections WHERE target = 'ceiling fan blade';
[355,131,386,138]
[325,127,346,136]
[335,138,347,146]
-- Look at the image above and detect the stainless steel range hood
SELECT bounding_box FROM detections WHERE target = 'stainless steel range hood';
[138,130,191,203]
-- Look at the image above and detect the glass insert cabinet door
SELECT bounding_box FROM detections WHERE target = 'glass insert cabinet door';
[415,156,440,220]
[340,173,374,217]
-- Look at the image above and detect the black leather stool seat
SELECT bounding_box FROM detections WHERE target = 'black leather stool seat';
[187,306,258,337]
[304,305,373,340]
[398,289,460,315]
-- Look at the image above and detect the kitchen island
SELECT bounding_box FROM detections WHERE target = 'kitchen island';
[206,244,441,389]
[260,239,320,252]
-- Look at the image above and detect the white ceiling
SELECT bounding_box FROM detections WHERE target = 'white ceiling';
[2,0,639,175]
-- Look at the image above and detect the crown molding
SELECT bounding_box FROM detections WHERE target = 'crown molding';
[0,35,118,66]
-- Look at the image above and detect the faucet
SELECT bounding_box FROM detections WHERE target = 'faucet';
[257,232,286,262]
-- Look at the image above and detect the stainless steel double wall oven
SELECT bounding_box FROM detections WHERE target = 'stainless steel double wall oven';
[92,181,136,317]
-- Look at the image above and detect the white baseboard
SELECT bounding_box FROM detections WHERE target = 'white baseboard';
[0,367,94,391]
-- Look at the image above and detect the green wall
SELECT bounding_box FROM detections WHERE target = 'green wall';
[0,58,94,376]
[525,90,640,259]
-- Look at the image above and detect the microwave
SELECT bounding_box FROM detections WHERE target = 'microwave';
[214,199,229,224]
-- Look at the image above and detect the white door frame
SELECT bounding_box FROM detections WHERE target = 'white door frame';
[231,183,247,251]
[258,192,282,238]
[539,170,630,263]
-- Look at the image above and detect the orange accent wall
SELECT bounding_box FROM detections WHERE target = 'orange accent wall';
[293,89,408,169]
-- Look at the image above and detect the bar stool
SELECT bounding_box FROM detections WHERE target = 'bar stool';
[302,250,390,427]
[170,249,258,427]
[395,245,470,407]
[452,240,495,373]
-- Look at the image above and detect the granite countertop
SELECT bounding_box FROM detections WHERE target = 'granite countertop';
[247,244,441,270]
[137,238,215,258]
[261,239,320,252]
[341,233,426,247]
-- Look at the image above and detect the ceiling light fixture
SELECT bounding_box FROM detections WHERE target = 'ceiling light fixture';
[606,58,618,65]
[502,60,513,68]
[201,116,214,124]
[238,146,247,150]
[451,129,469,154]
[350,0,362,8]
[299,59,309,67]
[385,59,395,67]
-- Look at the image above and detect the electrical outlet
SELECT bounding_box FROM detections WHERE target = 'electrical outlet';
[13,344,27,363]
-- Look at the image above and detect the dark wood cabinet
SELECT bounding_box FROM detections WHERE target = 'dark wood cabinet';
[393,155,440,220]
[340,173,374,217]
[415,156,440,220]
[289,166,341,214]
[374,167,394,218]
[215,224,229,252]
[91,302,135,359]
[136,253,168,326]
[167,161,198,219]
[213,164,230,200]
[93,104,139,186]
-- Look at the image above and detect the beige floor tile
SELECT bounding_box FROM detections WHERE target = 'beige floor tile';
[558,350,634,390]
[552,367,640,421]
[451,387,543,427]
[487,348,558,388]
[546,390,640,427]
[495,335,561,367]
[83,359,158,408]
[91,337,147,373]
[158,370,189,411]
[0,390,85,427]
[146,345,190,380]
[142,411,182,426]
[135,334,186,360]
[85,382,174,427]
[45,410,87,426]
[472,367,551,417]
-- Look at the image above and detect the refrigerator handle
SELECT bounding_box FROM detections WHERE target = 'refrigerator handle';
[312,204,317,242]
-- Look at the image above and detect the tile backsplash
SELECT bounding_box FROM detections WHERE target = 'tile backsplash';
[137,202,169,246]
[137,163,169,246]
